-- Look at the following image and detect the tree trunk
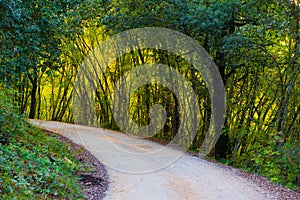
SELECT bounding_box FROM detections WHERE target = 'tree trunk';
[29,75,38,119]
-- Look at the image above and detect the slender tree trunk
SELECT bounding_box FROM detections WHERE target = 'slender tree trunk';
[29,75,38,119]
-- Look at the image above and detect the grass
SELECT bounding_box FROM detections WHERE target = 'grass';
[0,89,85,199]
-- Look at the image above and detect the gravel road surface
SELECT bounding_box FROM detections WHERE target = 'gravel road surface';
[31,120,289,200]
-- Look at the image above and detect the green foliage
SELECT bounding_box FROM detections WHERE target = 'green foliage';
[237,138,299,190]
[1,0,299,192]
[0,87,84,199]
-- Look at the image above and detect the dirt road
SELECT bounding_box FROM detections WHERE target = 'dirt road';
[30,120,275,200]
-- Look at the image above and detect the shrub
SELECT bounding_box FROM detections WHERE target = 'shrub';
[0,87,84,199]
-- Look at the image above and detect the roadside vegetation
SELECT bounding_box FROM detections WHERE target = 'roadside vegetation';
[1,0,299,192]
[0,87,84,199]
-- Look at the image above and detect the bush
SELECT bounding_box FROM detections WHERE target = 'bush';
[0,87,84,199]
[235,132,300,190]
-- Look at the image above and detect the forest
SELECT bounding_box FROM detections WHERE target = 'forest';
[1,0,299,191]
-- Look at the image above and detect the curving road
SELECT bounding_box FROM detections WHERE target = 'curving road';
[30,120,274,200]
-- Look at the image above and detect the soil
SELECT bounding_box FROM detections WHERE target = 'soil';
[43,129,109,200]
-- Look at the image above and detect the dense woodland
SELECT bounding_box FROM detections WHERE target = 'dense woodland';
[1,0,299,190]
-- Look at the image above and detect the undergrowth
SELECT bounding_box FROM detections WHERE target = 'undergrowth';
[0,88,84,199]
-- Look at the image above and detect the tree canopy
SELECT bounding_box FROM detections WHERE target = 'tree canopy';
[0,0,299,190]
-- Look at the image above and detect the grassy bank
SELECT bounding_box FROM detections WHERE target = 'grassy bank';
[0,89,84,199]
